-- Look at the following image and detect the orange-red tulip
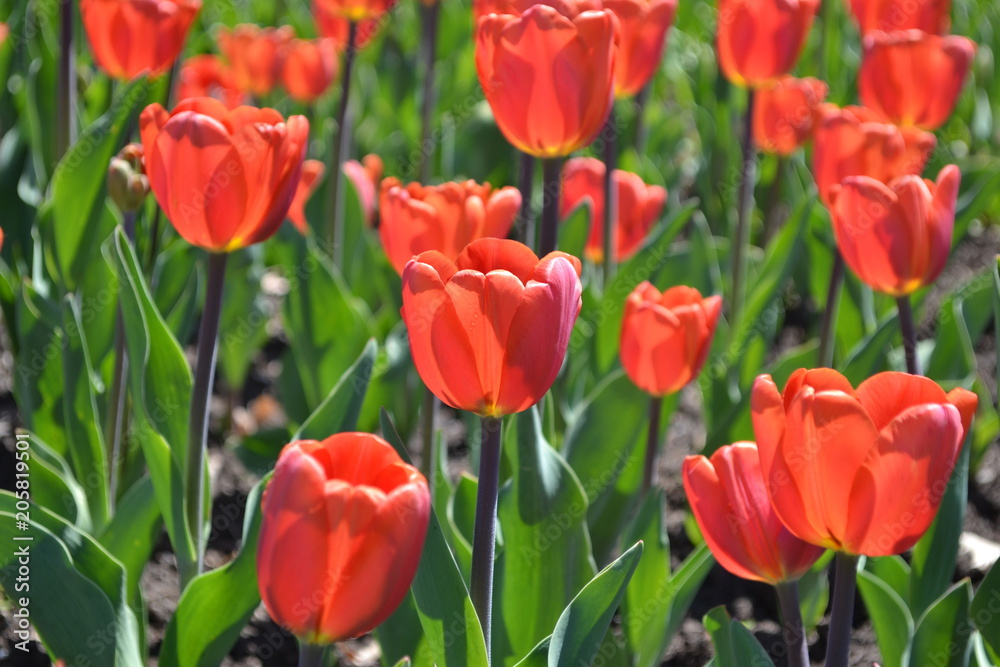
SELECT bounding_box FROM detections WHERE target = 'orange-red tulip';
[859,30,976,130]
[560,157,666,263]
[314,0,380,49]
[473,0,601,22]
[475,4,618,158]
[603,0,677,97]
[177,55,247,110]
[80,0,201,79]
[219,24,294,97]
[620,282,721,396]
[380,178,521,274]
[344,154,384,226]
[281,38,339,103]
[257,433,430,644]
[752,369,976,556]
[716,0,819,88]
[401,238,582,417]
[140,97,309,252]
[684,442,825,584]
[288,160,326,234]
[848,0,949,35]
[829,164,959,296]
[812,104,936,209]
[752,76,828,155]
[315,0,395,22]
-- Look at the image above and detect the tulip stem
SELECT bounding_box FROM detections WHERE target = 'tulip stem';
[420,387,437,488]
[184,251,229,586]
[762,156,786,244]
[641,395,663,494]
[775,580,809,667]
[539,157,562,256]
[825,552,859,667]
[418,0,440,183]
[896,295,920,375]
[57,0,76,158]
[817,252,845,367]
[633,83,650,155]
[601,109,618,283]
[327,20,358,266]
[297,641,327,667]
[516,151,536,249]
[470,415,503,660]
[728,88,757,342]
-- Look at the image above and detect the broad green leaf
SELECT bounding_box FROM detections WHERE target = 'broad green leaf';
[865,555,911,603]
[448,473,477,584]
[841,313,898,385]
[216,248,268,392]
[797,550,834,632]
[293,339,377,441]
[622,491,673,667]
[910,580,974,667]
[154,243,203,348]
[971,558,1000,657]
[557,203,591,260]
[661,544,714,646]
[18,430,92,531]
[703,606,775,667]
[98,476,161,603]
[377,593,436,667]
[14,282,67,452]
[858,569,914,667]
[925,294,976,384]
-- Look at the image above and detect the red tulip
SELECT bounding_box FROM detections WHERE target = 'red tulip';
[257,433,430,644]
[344,154,384,226]
[560,157,666,263]
[177,55,247,110]
[80,0,201,79]
[219,24,295,96]
[401,238,582,417]
[752,369,976,556]
[140,97,309,252]
[314,0,380,49]
[829,165,959,296]
[380,178,521,274]
[716,0,819,88]
[620,282,721,396]
[684,442,825,583]
[811,104,936,209]
[0,23,9,46]
[848,0,949,35]
[288,160,326,234]
[603,0,677,97]
[859,30,976,130]
[280,38,339,103]
[473,0,601,22]
[752,76,828,155]
[475,3,618,158]
[315,0,396,22]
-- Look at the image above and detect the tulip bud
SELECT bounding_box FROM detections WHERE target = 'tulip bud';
[107,144,150,214]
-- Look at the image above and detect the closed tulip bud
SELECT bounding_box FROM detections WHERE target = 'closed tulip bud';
[380,178,521,274]
[716,0,819,88]
[603,0,677,97]
[344,154,384,226]
[139,98,309,252]
[859,30,976,130]
[314,0,381,49]
[752,76,828,155]
[683,443,825,583]
[812,104,936,209]
[848,0,949,35]
[620,282,721,396]
[281,38,339,103]
[402,238,582,417]
[315,0,396,22]
[830,165,959,296]
[475,4,619,158]
[219,24,295,97]
[177,55,247,110]
[560,157,666,263]
[80,0,201,80]
[257,433,430,644]
[288,160,326,234]
[107,144,150,214]
[752,369,976,556]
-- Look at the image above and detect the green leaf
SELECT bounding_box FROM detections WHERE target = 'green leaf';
[557,203,591,260]
[158,475,269,667]
[14,282,68,452]
[910,580,974,667]
[971,558,1000,657]
[97,476,161,603]
[840,313,898,385]
[18,431,92,531]
[797,550,834,632]
[622,491,671,667]
[448,473,477,584]
[865,555,911,603]
[703,606,775,667]
[925,293,977,384]
[858,569,914,667]
[661,544,715,646]
[154,243,203,348]
[293,339,377,441]
[216,248,268,392]
[377,593,436,667]
[380,409,490,667]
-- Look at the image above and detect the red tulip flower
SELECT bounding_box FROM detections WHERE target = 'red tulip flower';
[829,165,960,296]
[812,104,936,209]
[620,282,722,397]
[684,442,825,583]
[281,38,339,103]
[80,0,201,79]
[315,0,396,22]
[140,98,309,252]
[473,0,601,22]
[314,0,380,49]
[716,0,819,88]
[475,3,618,157]
[219,24,295,97]
[177,55,247,110]
[602,0,678,97]
[257,433,430,644]
[859,30,976,130]
[401,238,582,417]
[752,76,828,155]
[288,160,326,234]
[560,157,666,263]
[344,154,384,226]
[380,178,521,274]
[752,369,976,556]
[848,0,949,36]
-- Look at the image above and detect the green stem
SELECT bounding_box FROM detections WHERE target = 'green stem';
[817,251,845,367]
[728,88,757,343]
[775,580,809,667]
[417,1,440,183]
[897,294,920,375]
[298,641,327,667]
[641,395,663,494]
[761,155,786,244]
[57,0,76,158]
[470,416,502,660]
[538,157,562,256]
[326,21,358,265]
[601,109,618,283]
[825,552,859,667]
[516,151,536,249]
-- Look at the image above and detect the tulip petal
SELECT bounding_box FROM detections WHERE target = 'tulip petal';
[946,386,978,438]
[855,371,949,431]
[457,237,540,283]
